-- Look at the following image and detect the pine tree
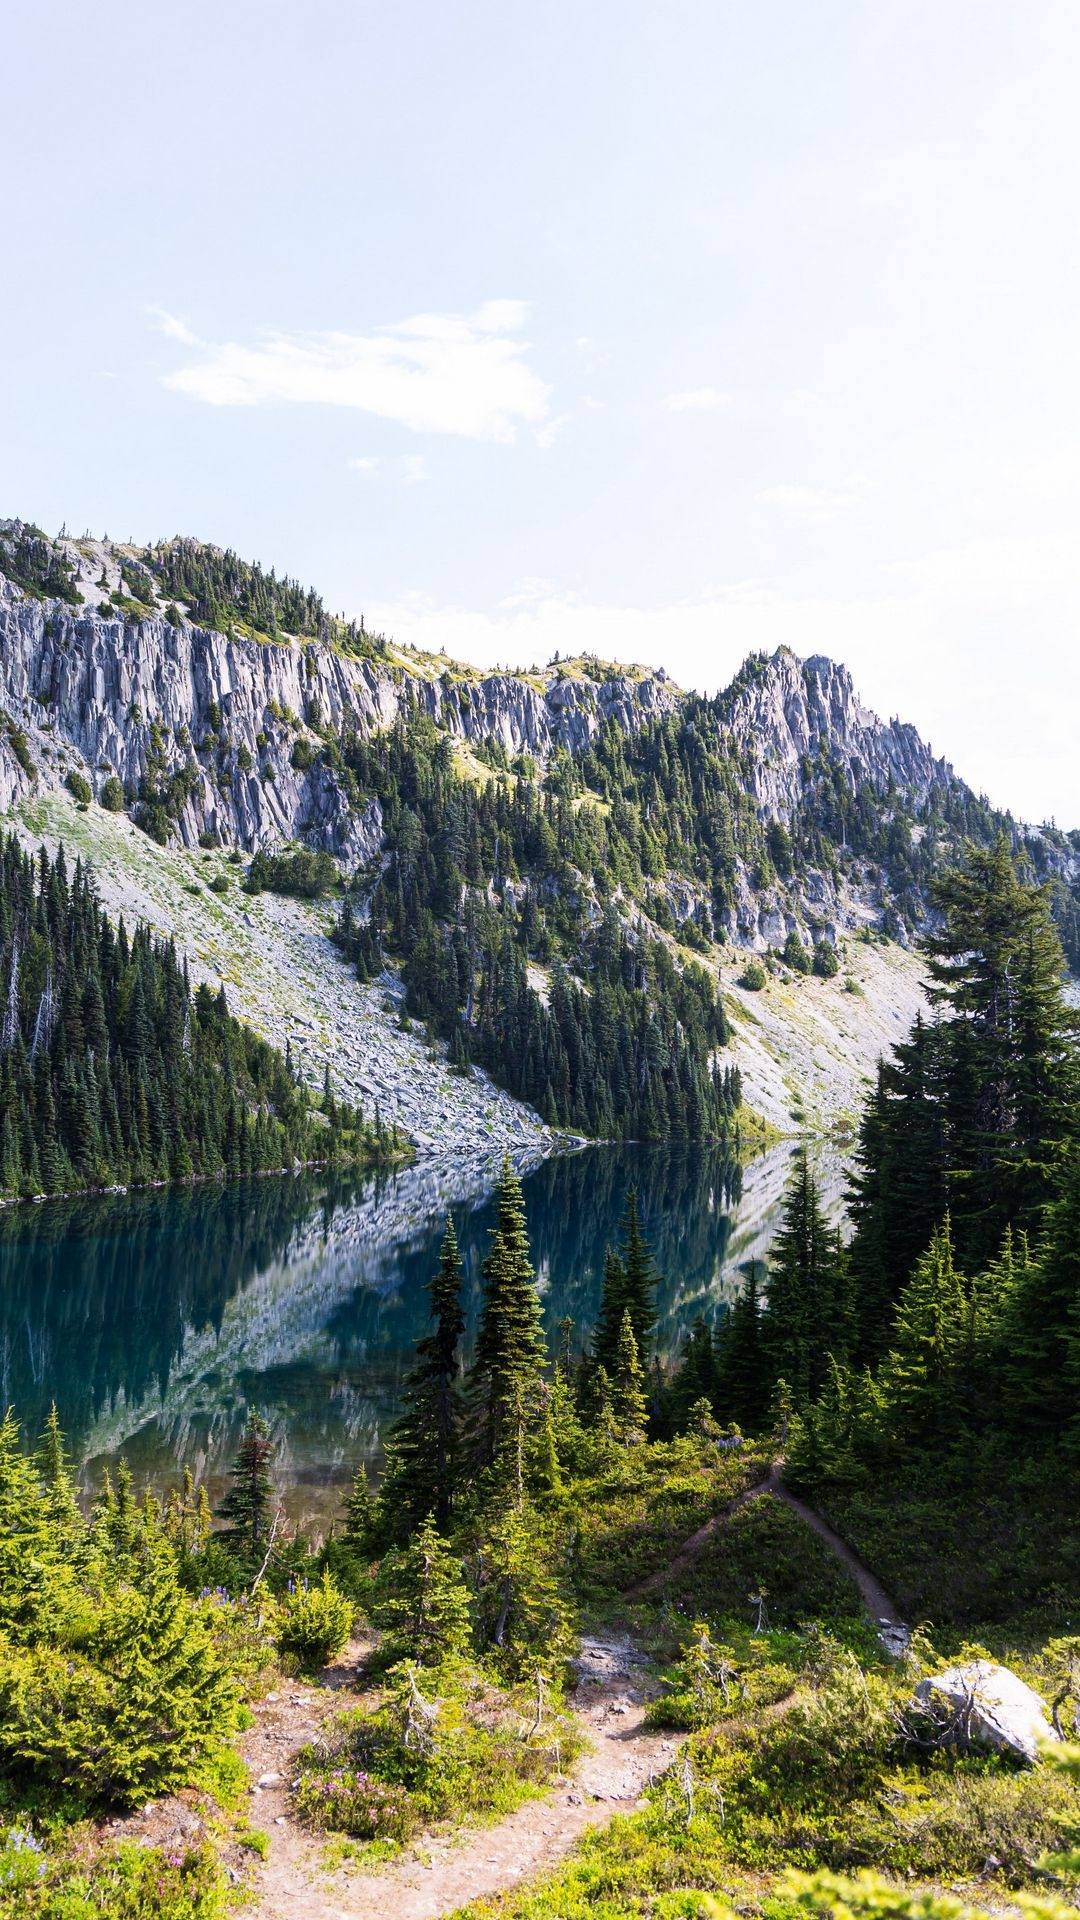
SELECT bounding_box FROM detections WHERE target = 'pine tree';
[611,1310,648,1442]
[877,1221,967,1452]
[617,1189,658,1359]
[468,1159,547,1474]
[217,1410,275,1561]
[472,1501,574,1680]
[716,1264,768,1433]
[75,1525,237,1802]
[343,1461,377,1556]
[763,1155,849,1406]
[847,844,1079,1349]
[34,1404,80,1554]
[384,1217,465,1531]
[372,1514,473,1668]
[591,1247,628,1377]
[924,837,1078,1266]
[1002,1151,1080,1437]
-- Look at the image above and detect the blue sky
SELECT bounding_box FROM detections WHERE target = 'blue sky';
[3,1,1078,825]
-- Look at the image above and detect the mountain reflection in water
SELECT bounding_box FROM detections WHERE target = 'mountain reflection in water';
[0,1139,846,1524]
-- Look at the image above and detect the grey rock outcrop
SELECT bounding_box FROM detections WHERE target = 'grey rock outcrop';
[911,1661,1059,1764]
[720,648,953,820]
[0,575,677,868]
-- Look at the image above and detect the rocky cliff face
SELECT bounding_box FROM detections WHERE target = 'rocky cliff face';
[720,648,953,818]
[0,534,1073,960]
[0,574,681,862]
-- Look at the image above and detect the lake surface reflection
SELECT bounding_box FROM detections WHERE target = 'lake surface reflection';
[0,1139,847,1524]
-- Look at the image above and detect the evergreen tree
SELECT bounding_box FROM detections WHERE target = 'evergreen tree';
[763,1156,850,1406]
[924,835,1079,1265]
[468,1159,547,1476]
[618,1189,659,1359]
[384,1217,466,1532]
[877,1221,967,1453]
[216,1410,275,1561]
[716,1264,768,1433]
[611,1310,648,1442]
[1002,1152,1080,1438]
[471,1501,574,1680]
[591,1247,629,1378]
[372,1514,473,1668]
[343,1461,377,1556]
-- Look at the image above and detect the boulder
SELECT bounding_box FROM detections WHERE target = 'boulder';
[911,1660,1059,1764]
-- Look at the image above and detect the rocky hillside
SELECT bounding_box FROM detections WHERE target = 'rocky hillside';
[1,520,1076,1142]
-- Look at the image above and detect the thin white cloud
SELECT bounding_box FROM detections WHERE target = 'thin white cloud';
[755,474,870,523]
[147,305,200,346]
[160,300,550,442]
[664,386,733,412]
[535,412,571,449]
[347,456,380,473]
[399,454,428,485]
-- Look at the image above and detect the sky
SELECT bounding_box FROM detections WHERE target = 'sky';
[2,1,1079,827]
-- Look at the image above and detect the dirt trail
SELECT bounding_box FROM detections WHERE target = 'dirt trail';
[632,1461,909,1654]
[244,1472,906,1919]
[771,1482,908,1648]
[246,1634,679,1920]
[630,1462,781,1597]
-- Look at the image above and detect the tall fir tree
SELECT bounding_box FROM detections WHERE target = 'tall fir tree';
[384,1217,466,1532]
[468,1158,547,1478]
[216,1409,275,1561]
[715,1263,769,1433]
[611,1309,648,1442]
[763,1155,851,1407]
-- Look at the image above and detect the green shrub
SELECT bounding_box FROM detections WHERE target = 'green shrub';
[739,959,767,991]
[812,941,839,979]
[291,737,318,771]
[136,801,172,845]
[5,722,34,780]
[64,769,92,804]
[276,1571,353,1670]
[209,873,230,894]
[0,1533,238,1808]
[783,931,811,975]
[100,774,125,811]
[0,1836,226,1920]
[245,846,338,898]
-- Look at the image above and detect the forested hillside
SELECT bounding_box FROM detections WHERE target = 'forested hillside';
[0,833,402,1199]
[673,835,1080,1621]
[2,837,1078,1920]
[1,523,1078,1145]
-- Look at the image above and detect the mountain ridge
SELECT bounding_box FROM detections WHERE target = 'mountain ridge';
[1,518,1076,1144]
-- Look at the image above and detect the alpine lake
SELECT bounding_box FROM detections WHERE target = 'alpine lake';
[0,1139,847,1529]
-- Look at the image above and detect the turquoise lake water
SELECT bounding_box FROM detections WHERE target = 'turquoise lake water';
[0,1139,845,1524]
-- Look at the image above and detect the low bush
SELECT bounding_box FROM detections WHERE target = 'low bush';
[812,942,839,979]
[100,774,125,811]
[0,1833,226,1920]
[739,960,767,991]
[64,769,92,803]
[276,1571,354,1670]
[294,1663,578,1847]
[245,846,338,898]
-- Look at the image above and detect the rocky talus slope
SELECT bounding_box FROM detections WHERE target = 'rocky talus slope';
[17,790,557,1157]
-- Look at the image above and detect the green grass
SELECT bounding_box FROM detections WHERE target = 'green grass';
[458,1626,1080,1918]
[292,1667,583,1855]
